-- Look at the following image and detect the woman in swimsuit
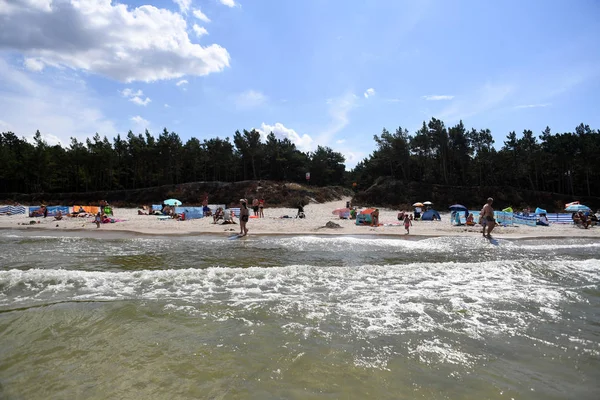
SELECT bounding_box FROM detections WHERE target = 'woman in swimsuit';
[239,199,249,236]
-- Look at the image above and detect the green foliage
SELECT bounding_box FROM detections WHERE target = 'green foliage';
[0,128,346,193]
[1,118,599,199]
[347,118,600,198]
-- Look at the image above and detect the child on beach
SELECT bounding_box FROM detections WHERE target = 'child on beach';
[95,212,101,228]
[404,214,412,234]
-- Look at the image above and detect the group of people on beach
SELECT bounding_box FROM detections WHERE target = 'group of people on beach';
[573,210,598,229]
[210,198,251,237]
[21,195,599,239]
[230,197,268,236]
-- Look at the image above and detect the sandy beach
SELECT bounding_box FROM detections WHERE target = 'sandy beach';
[1,197,598,239]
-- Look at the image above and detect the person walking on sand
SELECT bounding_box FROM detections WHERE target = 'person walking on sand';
[239,199,249,236]
[481,197,495,237]
[95,211,101,228]
[404,214,412,234]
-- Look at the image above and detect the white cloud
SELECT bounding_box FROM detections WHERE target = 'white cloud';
[164,104,170,108]
[25,132,63,146]
[219,0,236,7]
[0,59,117,143]
[176,79,189,86]
[336,139,346,144]
[320,92,358,140]
[342,151,357,164]
[335,147,367,170]
[192,8,211,23]
[131,115,150,128]
[192,24,208,37]
[0,0,53,14]
[422,95,455,101]
[130,96,151,106]
[364,88,375,98]
[235,90,267,109]
[256,123,313,151]
[120,88,151,106]
[436,83,515,122]
[121,88,142,98]
[23,57,45,72]
[172,0,191,14]
[0,1,230,82]
[515,103,551,109]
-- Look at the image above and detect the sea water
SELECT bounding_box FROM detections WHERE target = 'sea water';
[0,230,599,399]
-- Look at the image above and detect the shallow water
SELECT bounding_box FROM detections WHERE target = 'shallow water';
[1,230,599,399]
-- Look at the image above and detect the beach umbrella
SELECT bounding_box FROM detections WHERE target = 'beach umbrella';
[449,204,467,211]
[360,208,377,215]
[412,202,424,207]
[565,204,590,212]
[502,207,513,213]
[332,208,350,215]
[423,201,433,205]
[163,199,182,206]
[534,207,547,215]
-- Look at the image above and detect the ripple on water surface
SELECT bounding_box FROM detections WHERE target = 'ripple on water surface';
[1,233,599,399]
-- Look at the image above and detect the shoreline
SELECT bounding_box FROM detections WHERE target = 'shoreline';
[2,223,598,242]
[1,198,598,240]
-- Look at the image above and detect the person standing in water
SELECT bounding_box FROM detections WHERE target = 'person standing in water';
[404,214,412,234]
[239,199,249,236]
[481,197,495,238]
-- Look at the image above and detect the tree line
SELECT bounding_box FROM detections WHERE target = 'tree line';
[0,128,345,193]
[349,119,599,198]
[1,119,598,198]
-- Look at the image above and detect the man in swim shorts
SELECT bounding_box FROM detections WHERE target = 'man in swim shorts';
[481,197,495,237]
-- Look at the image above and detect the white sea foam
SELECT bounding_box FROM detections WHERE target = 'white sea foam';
[270,235,474,253]
[2,258,599,369]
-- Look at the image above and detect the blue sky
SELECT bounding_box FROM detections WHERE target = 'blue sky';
[1,0,599,168]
